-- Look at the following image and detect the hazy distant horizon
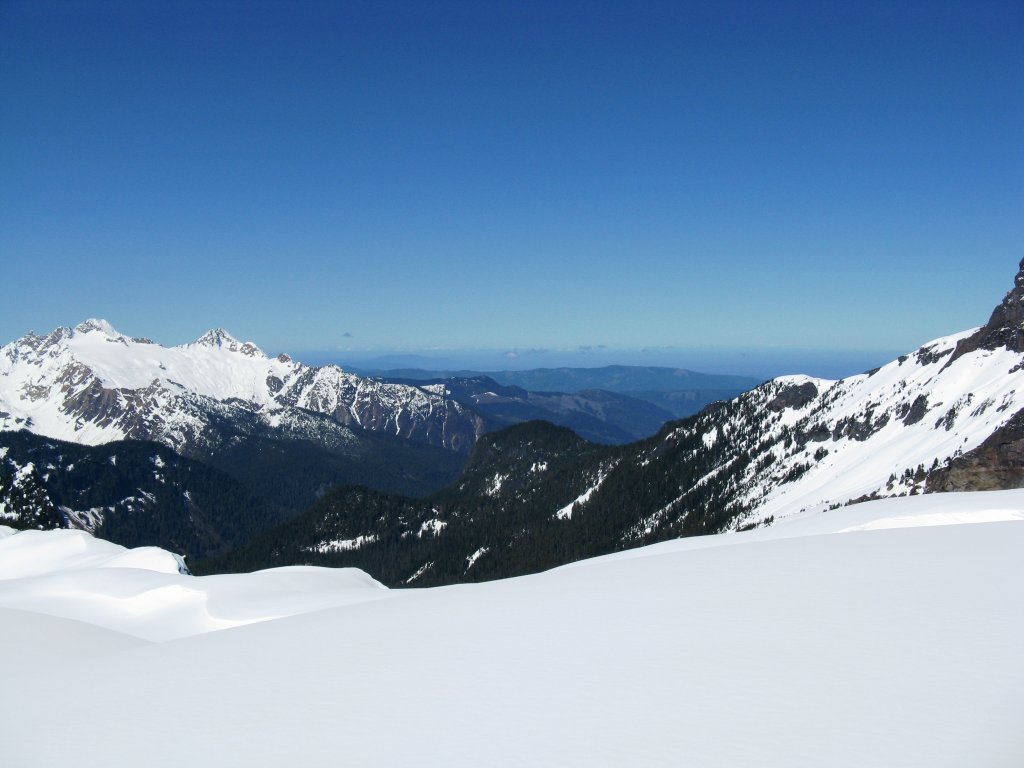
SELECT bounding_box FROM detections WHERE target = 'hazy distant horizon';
[0,313,917,380]
[309,344,907,381]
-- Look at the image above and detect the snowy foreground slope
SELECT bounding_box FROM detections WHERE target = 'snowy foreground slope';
[2,492,1022,767]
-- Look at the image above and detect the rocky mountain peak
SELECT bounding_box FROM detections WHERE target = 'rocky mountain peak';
[190,328,265,357]
[74,319,122,337]
[984,258,1024,341]
[194,328,239,347]
[946,259,1024,365]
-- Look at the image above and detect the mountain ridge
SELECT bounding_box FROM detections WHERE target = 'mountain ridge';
[1,318,486,454]
[356,364,762,418]
[200,261,1024,585]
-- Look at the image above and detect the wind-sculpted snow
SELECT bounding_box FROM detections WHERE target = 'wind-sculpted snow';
[0,493,1021,767]
[0,319,484,453]
[0,526,185,578]
[0,526,388,641]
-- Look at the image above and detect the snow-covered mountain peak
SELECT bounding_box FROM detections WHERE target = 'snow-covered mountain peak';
[193,328,237,347]
[73,319,122,338]
[190,328,265,358]
[0,319,484,452]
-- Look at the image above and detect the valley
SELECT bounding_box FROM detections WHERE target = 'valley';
[6,262,1024,589]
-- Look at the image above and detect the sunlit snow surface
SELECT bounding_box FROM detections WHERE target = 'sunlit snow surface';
[0,319,470,450]
[2,492,1022,767]
[0,527,386,641]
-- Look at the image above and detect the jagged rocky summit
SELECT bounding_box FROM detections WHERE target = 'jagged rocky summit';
[946,257,1024,363]
[0,319,485,455]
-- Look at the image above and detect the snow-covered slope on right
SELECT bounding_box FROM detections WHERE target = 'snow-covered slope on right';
[684,325,1022,525]
[610,257,1024,538]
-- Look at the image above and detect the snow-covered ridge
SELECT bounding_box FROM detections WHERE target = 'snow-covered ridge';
[613,322,1024,533]
[0,319,484,453]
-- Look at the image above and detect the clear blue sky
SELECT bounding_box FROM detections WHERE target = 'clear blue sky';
[1,0,1021,370]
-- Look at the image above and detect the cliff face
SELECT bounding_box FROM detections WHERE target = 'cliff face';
[946,258,1024,365]
[926,409,1024,492]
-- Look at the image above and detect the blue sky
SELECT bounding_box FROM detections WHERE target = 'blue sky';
[1,0,1021,374]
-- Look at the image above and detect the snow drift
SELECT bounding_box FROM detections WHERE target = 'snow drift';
[1,491,1021,767]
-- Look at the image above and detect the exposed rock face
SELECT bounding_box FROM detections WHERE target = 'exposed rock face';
[767,382,818,412]
[946,258,1024,365]
[901,394,929,426]
[926,410,1024,492]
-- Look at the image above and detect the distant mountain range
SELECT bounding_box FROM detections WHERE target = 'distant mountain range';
[8,262,1024,586]
[0,319,744,519]
[0,322,488,510]
[390,375,677,443]
[0,319,741,543]
[357,364,761,418]
[199,262,1024,585]
[0,319,485,453]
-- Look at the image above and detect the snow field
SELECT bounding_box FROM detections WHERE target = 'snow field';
[1,491,1022,767]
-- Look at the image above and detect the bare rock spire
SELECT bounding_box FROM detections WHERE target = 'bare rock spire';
[945,259,1024,366]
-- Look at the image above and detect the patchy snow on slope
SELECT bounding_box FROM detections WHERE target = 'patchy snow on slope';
[307,534,380,554]
[465,545,489,571]
[405,560,434,584]
[59,504,108,532]
[417,518,447,537]
[484,472,506,496]
[555,460,620,520]
[14,461,36,482]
